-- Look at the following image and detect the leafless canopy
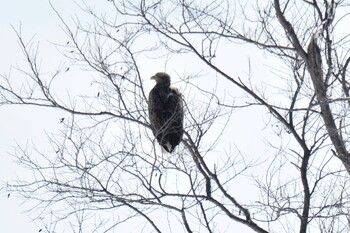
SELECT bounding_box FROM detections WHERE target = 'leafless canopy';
[2,0,350,232]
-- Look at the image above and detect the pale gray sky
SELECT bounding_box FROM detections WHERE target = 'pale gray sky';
[0,1,274,232]
[0,1,87,232]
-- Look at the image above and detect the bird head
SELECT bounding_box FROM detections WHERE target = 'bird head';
[151,72,171,86]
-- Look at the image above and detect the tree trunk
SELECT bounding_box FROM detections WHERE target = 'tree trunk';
[306,37,350,174]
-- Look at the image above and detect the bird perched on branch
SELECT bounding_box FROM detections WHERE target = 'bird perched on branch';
[148,72,184,153]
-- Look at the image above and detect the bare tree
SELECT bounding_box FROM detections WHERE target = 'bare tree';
[2,0,350,232]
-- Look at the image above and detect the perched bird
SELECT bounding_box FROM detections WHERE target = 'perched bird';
[148,72,184,152]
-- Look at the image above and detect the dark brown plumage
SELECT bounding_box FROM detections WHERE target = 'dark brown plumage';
[148,72,184,152]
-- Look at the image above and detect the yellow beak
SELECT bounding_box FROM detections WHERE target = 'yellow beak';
[150,75,155,80]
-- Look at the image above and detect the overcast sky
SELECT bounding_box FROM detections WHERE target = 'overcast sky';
[0,1,85,232]
[0,1,274,232]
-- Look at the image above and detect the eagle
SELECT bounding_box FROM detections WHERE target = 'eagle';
[148,72,184,153]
